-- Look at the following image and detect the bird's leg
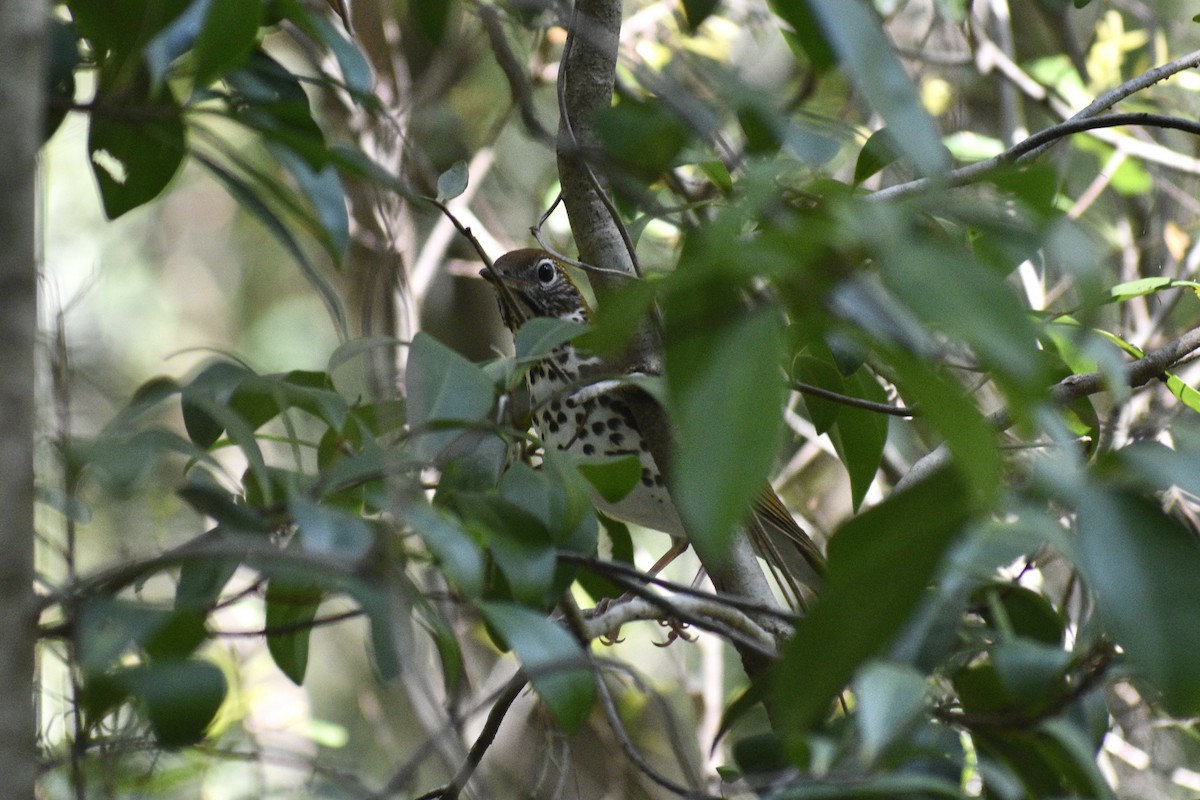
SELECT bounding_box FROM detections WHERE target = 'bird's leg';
[596,536,691,645]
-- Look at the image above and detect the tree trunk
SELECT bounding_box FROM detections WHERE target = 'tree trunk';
[0,3,44,797]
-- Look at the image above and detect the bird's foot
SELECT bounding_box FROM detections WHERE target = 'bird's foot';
[653,617,696,647]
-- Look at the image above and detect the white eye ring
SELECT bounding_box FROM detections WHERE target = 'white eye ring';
[535,259,557,285]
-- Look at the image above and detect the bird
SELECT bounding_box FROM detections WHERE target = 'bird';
[480,248,825,609]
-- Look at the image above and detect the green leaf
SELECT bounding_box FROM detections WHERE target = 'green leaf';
[774,466,972,732]
[666,306,786,565]
[277,0,373,97]
[854,127,901,184]
[87,80,187,219]
[477,602,595,731]
[827,368,889,510]
[413,0,456,43]
[792,355,844,433]
[888,351,1002,504]
[265,577,323,684]
[125,659,228,747]
[406,333,497,462]
[268,143,349,261]
[195,153,348,338]
[682,0,720,30]
[595,98,692,180]
[804,0,949,176]
[290,498,374,560]
[514,317,588,361]
[1106,276,1200,303]
[407,504,485,595]
[1076,489,1200,715]
[698,160,733,194]
[855,660,928,763]
[457,491,558,606]
[194,0,262,85]
[576,456,642,504]
[436,160,469,202]
[767,0,835,73]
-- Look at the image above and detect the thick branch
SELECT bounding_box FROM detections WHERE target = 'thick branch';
[0,3,44,795]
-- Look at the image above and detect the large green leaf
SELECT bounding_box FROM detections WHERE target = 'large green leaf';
[407,504,485,596]
[405,333,498,464]
[803,0,949,176]
[265,576,323,685]
[665,305,786,565]
[123,659,228,747]
[1076,489,1200,715]
[87,78,187,219]
[478,602,595,731]
[774,466,972,733]
[194,0,262,84]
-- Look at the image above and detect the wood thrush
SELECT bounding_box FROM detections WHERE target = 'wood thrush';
[481,248,825,608]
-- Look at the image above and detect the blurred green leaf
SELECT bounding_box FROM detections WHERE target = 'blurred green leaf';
[514,317,588,361]
[767,0,835,73]
[666,304,786,565]
[888,351,1002,504]
[855,660,928,763]
[596,97,691,180]
[457,491,557,606]
[792,355,844,433]
[827,368,889,510]
[804,0,949,175]
[682,0,719,30]
[413,0,456,43]
[1076,489,1200,715]
[268,143,349,261]
[195,0,262,85]
[265,577,323,684]
[87,79,187,219]
[477,602,595,731]
[408,504,485,595]
[774,466,971,732]
[1107,276,1200,302]
[196,152,349,338]
[576,455,641,504]
[291,497,374,560]
[405,333,497,463]
[854,127,900,184]
[125,659,227,747]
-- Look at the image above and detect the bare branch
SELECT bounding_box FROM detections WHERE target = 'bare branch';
[875,49,1200,201]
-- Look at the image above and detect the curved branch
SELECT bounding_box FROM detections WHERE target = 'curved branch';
[896,326,1200,490]
[874,49,1200,201]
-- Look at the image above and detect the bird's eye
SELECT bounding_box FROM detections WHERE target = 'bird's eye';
[536,259,557,285]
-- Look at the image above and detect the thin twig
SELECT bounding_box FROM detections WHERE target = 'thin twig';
[793,380,916,418]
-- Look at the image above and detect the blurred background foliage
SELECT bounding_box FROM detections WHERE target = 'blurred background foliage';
[31,0,1200,797]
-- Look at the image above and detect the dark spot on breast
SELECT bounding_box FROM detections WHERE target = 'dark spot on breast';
[607,418,621,430]
[556,411,568,424]
[597,395,611,407]
[591,421,606,435]
[548,420,560,434]
[549,399,561,411]
[583,444,595,455]
[565,398,576,408]
[609,432,624,446]
[556,351,570,364]
[575,412,586,425]
[653,474,665,487]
